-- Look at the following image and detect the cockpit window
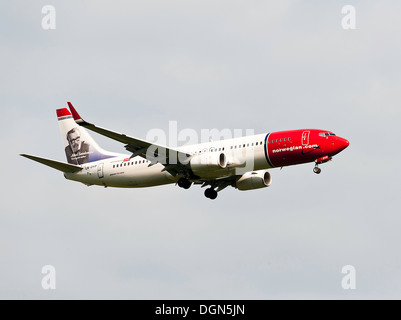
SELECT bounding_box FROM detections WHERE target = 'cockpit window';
[319,132,336,137]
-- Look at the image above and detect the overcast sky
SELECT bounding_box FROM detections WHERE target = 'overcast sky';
[1,0,401,299]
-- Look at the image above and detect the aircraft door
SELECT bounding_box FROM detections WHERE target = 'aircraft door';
[97,163,104,179]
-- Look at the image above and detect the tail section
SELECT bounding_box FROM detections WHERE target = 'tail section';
[57,108,118,165]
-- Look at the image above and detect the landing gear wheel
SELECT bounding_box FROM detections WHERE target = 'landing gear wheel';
[209,190,218,200]
[204,188,218,200]
[178,178,192,189]
[313,167,321,174]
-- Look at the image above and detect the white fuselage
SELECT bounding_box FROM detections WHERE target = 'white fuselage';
[64,133,271,188]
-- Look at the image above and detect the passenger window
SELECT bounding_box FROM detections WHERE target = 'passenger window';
[135,161,137,164]
[222,147,225,151]
[230,146,233,149]
[252,143,254,146]
[235,146,237,149]
[247,144,249,147]
[284,138,286,141]
[288,137,291,141]
[256,142,258,145]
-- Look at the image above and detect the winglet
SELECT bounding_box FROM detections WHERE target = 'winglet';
[67,102,85,124]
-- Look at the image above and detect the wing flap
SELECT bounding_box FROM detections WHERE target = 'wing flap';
[20,154,83,173]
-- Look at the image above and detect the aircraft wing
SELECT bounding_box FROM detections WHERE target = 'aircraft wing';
[67,102,191,176]
[20,154,83,173]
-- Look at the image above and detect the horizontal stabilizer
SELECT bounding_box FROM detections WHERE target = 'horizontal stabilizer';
[20,154,83,173]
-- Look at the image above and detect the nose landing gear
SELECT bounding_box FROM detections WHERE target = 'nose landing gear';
[313,166,321,174]
[313,155,332,174]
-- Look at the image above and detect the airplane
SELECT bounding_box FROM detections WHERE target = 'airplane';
[20,103,349,200]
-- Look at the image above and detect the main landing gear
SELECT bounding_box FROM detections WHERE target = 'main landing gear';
[177,178,218,200]
[204,187,218,200]
[177,178,192,189]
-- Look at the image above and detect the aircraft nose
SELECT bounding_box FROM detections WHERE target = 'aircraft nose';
[337,137,350,152]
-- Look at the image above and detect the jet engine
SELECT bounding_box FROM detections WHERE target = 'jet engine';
[236,170,272,191]
[190,152,228,177]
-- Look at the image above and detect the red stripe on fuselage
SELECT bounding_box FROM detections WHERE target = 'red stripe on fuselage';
[266,129,335,167]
